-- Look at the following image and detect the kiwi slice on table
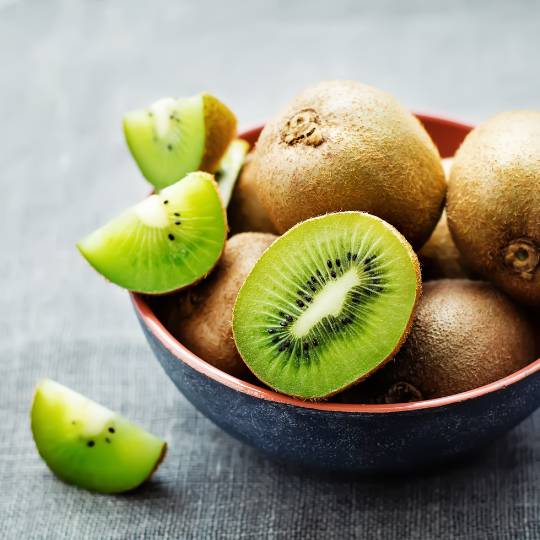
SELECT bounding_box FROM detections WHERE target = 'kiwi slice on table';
[124,94,237,190]
[31,379,167,493]
[77,172,227,294]
[232,212,422,400]
[214,138,250,207]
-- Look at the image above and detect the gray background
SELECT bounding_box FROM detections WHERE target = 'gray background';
[2,0,540,538]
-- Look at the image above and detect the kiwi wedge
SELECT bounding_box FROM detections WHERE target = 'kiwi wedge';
[214,139,250,207]
[77,172,227,294]
[232,212,421,399]
[124,94,237,190]
[31,379,167,493]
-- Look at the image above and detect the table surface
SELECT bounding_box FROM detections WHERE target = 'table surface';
[2,1,540,538]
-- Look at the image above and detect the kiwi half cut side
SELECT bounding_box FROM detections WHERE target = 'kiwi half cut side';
[77,172,227,294]
[124,94,237,190]
[31,379,167,493]
[233,212,422,400]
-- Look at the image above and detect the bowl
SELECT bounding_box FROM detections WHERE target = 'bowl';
[131,113,540,473]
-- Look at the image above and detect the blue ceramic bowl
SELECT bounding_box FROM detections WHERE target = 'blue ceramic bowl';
[132,114,540,473]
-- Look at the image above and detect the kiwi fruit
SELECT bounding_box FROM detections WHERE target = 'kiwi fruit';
[232,212,422,400]
[169,232,278,378]
[31,379,167,493]
[124,93,237,190]
[214,139,250,207]
[77,172,227,294]
[447,111,540,305]
[352,280,536,402]
[227,152,279,235]
[253,80,447,248]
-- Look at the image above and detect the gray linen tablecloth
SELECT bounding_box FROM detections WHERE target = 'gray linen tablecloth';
[2,1,540,538]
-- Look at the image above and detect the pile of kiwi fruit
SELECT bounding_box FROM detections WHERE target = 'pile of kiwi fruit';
[32,81,540,492]
[78,80,538,403]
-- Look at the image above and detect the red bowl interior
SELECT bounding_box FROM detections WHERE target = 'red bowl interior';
[132,112,540,413]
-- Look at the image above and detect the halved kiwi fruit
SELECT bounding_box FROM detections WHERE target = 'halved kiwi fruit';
[214,139,250,207]
[124,94,237,190]
[77,172,227,294]
[232,212,422,399]
[31,379,167,493]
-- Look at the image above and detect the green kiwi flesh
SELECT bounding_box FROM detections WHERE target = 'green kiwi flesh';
[232,212,422,399]
[124,94,236,190]
[77,172,227,294]
[31,379,167,493]
[214,139,250,206]
[357,280,537,401]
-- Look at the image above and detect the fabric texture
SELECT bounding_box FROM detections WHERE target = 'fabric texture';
[2,1,540,538]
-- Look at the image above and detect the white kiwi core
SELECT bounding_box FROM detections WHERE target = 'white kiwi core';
[133,195,169,228]
[149,97,177,139]
[291,268,360,338]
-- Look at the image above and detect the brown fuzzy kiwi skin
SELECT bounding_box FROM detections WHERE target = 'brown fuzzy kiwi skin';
[253,80,447,250]
[227,152,279,236]
[171,232,278,378]
[447,111,540,305]
[363,279,537,402]
[231,211,423,401]
[199,94,237,174]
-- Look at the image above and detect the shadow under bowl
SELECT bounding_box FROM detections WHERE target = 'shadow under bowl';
[132,113,540,473]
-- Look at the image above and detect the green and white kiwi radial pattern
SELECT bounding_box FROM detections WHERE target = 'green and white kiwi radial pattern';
[77,172,227,295]
[233,212,422,400]
[124,94,237,190]
[31,379,167,493]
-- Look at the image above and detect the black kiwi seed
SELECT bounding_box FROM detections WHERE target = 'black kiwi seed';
[341,318,347,324]
[87,441,95,447]
[364,266,372,272]
[164,200,169,204]
[373,279,380,284]
[352,299,360,304]
[353,254,358,261]
[109,427,115,433]
[297,290,303,295]
[303,342,309,350]
[331,270,337,278]
[327,260,332,268]
[279,311,285,316]
[174,212,180,216]
[168,234,175,241]
[309,284,316,292]
[347,252,351,260]
[268,329,276,334]
[312,338,318,346]
[280,321,288,327]
[336,258,341,267]
[305,296,312,302]
[284,340,290,347]
[175,221,181,225]
[297,300,304,307]
[278,345,286,352]
[286,315,293,322]
[272,337,280,343]
[312,276,317,283]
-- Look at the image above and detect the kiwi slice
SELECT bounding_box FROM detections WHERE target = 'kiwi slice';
[77,172,227,294]
[124,94,237,190]
[214,139,250,206]
[31,379,167,493]
[232,212,421,399]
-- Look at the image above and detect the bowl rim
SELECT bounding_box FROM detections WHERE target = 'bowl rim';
[132,111,540,414]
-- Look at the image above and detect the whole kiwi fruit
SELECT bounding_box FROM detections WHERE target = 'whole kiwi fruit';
[170,232,278,378]
[228,153,279,235]
[447,111,540,305]
[346,279,537,403]
[253,80,447,249]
